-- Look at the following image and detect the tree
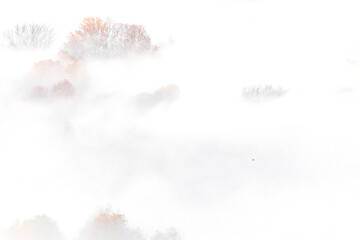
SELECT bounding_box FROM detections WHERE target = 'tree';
[3,24,55,49]
[80,210,144,240]
[242,84,287,102]
[7,215,62,240]
[62,17,155,59]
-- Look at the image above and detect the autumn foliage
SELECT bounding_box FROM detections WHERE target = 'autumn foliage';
[80,210,144,240]
[62,17,155,59]
[32,59,66,79]
[7,215,61,240]
[51,79,75,97]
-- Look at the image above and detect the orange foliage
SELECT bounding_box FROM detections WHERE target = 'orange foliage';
[80,210,144,240]
[79,17,108,35]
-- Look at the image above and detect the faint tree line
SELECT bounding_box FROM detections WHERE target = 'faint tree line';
[3,17,158,59]
[4,210,181,240]
[6,17,162,101]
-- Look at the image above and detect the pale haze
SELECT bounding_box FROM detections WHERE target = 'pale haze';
[0,0,360,239]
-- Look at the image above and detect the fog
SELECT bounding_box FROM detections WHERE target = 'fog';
[1,0,360,239]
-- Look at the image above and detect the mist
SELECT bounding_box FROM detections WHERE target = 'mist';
[1,0,360,239]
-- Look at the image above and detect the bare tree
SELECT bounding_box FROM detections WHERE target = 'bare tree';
[3,24,55,49]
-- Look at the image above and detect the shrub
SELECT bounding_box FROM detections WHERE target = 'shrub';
[62,17,155,59]
[3,24,55,49]
[242,84,287,102]
[51,79,75,97]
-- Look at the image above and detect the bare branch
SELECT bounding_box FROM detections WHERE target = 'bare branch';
[3,23,55,49]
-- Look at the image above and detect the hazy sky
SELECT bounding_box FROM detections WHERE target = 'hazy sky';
[1,0,360,240]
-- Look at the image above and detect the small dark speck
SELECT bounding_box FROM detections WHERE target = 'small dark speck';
[252,159,255,161]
